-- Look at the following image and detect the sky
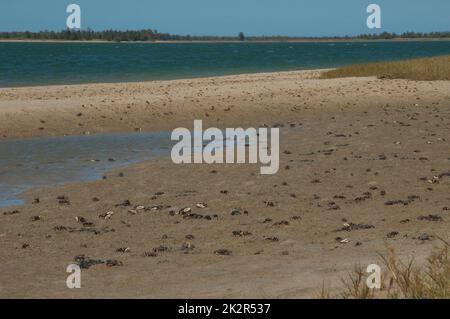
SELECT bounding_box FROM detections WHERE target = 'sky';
[0,0,449,36]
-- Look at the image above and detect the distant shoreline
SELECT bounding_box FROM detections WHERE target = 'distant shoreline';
[2,38,450,44]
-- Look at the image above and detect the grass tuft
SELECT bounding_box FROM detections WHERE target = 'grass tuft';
[321,239,449,299]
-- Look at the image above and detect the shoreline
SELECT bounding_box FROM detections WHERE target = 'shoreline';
[2,67,450,140]
[0,68,330,91]
[2,38,450,44]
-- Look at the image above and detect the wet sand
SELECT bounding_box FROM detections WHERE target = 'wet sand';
[0,70,449,298]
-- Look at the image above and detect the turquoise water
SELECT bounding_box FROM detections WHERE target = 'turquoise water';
[0,133,171,207]
[1,41,450,87]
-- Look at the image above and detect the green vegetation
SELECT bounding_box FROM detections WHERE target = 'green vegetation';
[322,55,450,81]
[0,29,173,42]
[356,31,450,40]
[1,30,450,42]
[320,239,450,299]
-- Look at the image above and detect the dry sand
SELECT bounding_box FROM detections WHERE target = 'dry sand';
[0,70,449,298]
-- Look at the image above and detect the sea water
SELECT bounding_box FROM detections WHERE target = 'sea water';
[1,41,450,87]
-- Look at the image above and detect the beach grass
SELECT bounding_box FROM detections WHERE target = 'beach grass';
[322,55,450,81]
[320,239,450,299]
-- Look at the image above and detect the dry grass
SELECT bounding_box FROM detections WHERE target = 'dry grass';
[320,239,450,299]
[322,55,450,81]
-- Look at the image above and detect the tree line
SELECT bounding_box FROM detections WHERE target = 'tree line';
[356,31,450,40]
[0,29,449,42]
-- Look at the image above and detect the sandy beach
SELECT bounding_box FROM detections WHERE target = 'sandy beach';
[0,70,449,298]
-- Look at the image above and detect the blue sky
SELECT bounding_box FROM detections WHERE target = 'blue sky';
[0,0,449,36]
